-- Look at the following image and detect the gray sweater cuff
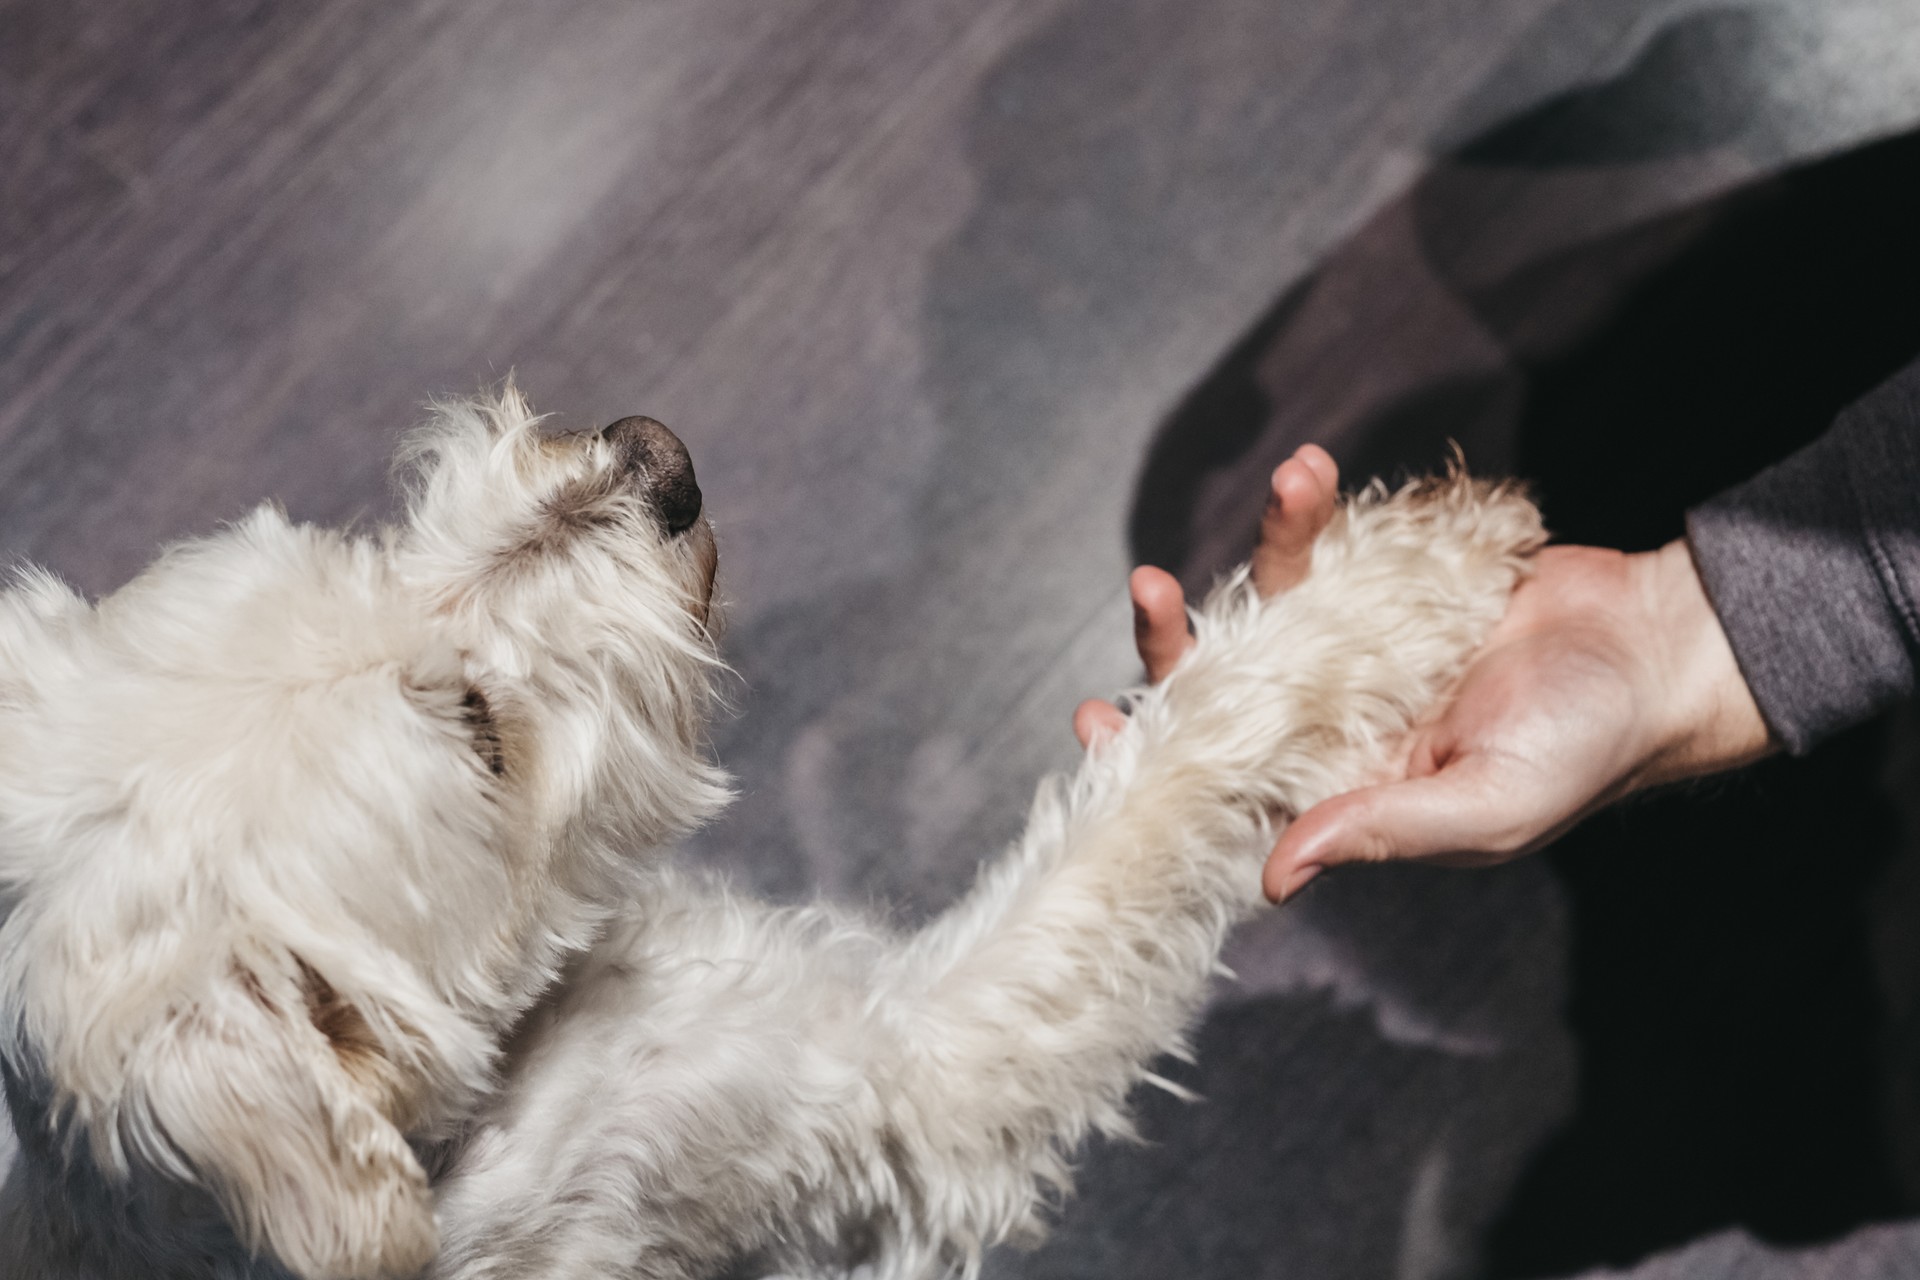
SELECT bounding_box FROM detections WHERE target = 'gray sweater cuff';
[1685,364,1920,755]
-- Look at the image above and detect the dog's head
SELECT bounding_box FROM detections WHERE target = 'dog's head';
[0,386,729,1277]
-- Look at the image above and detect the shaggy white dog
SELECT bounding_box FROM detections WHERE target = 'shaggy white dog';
[0,388,1542,1279]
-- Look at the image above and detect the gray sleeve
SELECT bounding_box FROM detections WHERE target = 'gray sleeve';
[1684,356,1920,755]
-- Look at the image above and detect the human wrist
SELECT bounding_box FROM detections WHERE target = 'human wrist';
[1634,538,1773,786]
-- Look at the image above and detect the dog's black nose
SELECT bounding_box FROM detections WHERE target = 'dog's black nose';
[602,416,702,534]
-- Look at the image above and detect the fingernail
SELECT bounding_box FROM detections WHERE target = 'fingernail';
[1280,862,1322,903]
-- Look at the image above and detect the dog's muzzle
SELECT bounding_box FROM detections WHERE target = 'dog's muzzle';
[603,416,703,534]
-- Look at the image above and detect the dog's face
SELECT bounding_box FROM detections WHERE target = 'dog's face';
[0,388,729,1278]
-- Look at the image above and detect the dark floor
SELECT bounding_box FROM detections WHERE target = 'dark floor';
[6,2,1920,1276]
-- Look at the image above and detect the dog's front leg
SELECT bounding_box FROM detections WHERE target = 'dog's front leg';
[852,475,1544,1275]
[429,475,1542,1280]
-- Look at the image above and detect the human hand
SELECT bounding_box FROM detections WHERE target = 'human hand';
[1072,445,1340,749]
[1261,537,1775,901]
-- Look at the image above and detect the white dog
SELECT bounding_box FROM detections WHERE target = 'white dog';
[0,388,1541,1279]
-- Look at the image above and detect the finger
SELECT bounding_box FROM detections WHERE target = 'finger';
[1073,698,1128,749]
[1294,442,1338,495]
[1130,566,1193,683]
[1251,448,1339,597]
[1261,765,1530,901]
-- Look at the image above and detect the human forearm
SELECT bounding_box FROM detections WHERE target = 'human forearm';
[1687,357,1920,754]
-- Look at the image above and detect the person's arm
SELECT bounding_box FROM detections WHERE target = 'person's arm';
[1262,355,1920,897]
[1090,355,1920,900]
[1687,357,1920,755]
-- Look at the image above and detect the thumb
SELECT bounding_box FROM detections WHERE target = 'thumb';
[1262,765,1520,902]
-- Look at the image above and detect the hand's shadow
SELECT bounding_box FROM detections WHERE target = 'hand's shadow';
[1126,21,1920,1276]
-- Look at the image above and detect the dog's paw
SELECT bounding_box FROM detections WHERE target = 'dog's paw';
[1134,472,1542,815]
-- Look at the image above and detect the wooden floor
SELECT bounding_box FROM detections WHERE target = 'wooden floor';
[6,1,1920,1275]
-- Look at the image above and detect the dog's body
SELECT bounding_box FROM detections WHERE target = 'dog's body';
[0,390,1541,1279]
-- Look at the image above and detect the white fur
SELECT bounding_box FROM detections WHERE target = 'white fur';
[0,388,1542,1279]
[0,390,726,1278]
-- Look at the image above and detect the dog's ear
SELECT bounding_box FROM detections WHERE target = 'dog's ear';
[0,570,89,696]
[118,959,436,1280]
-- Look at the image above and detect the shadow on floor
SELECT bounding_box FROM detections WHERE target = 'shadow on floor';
[1127,28,1920,1274]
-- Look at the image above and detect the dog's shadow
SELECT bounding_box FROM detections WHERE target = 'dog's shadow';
[1030,21,1920,1280]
